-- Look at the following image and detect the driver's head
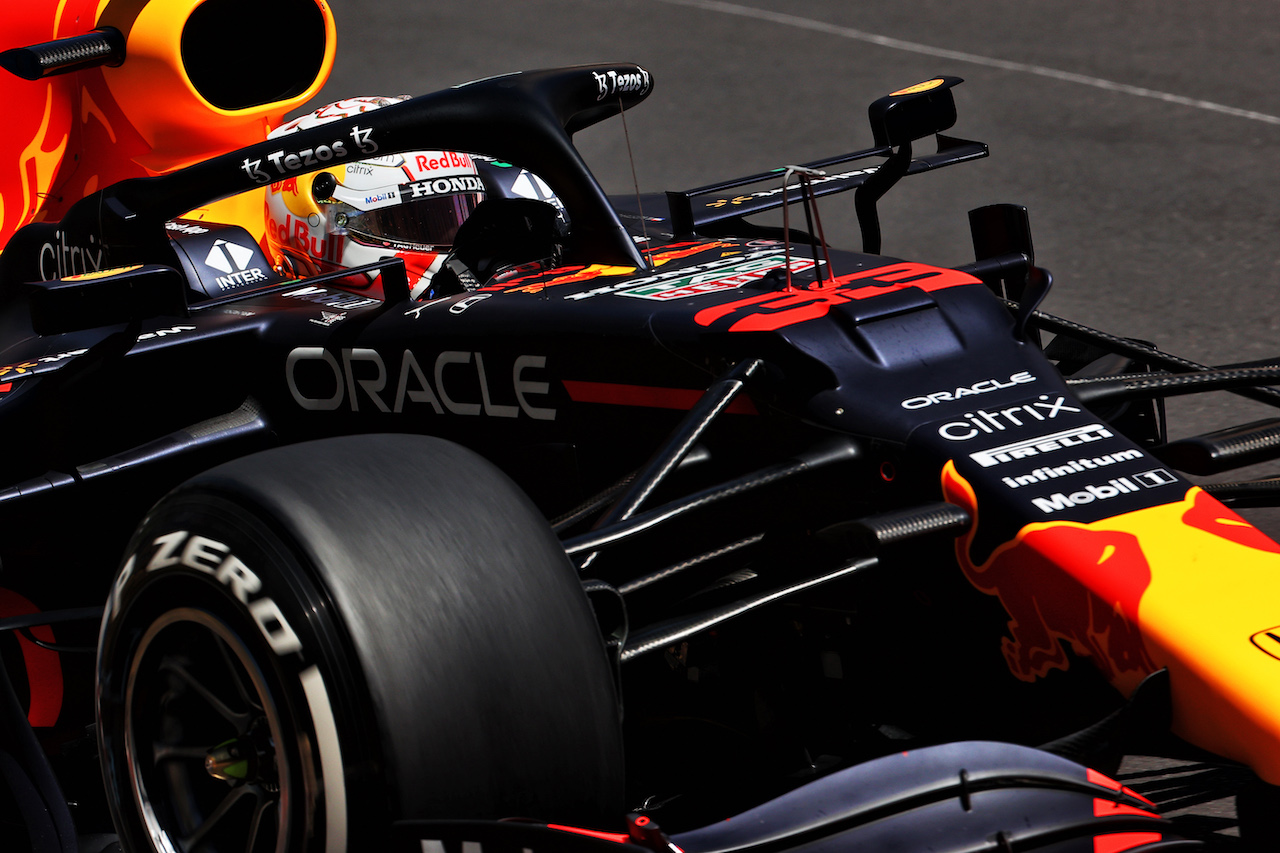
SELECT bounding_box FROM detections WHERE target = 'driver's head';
[264,96,484,298]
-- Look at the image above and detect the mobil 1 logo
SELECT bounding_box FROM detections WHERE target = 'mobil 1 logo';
[1030,468,1181,517]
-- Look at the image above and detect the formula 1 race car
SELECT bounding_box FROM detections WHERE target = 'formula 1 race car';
[4,1,1280,852]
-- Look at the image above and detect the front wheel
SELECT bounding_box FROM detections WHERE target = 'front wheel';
[97,434,624,853]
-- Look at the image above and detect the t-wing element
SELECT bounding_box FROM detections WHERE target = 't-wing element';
[0,27,125,80]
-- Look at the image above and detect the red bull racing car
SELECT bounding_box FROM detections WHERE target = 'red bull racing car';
[4,1,1280,851]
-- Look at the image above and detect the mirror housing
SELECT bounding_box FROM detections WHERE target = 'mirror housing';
[26,264,189,335]
[868,76,963,148]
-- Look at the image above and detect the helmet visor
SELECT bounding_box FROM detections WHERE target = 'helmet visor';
[343,193,482,251]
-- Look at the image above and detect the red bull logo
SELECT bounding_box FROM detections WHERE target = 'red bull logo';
[267,213,336,264]
[942,460,1280,786]
[942,462,1157,691]
[413,152,473,173]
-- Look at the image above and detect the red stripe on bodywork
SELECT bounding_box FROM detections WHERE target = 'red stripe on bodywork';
[1094,832,1162,853]
[1087,769,1157,808]
[1093,799,1159,819]
[1087,768,1122,790]
[1121,786,1156,808]
[0,588,63,727]
[563,380,758,414]
[547,825,631,844]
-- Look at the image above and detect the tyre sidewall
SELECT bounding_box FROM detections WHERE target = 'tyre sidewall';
[98,491,380,853]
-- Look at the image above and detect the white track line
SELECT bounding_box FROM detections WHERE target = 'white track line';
[654,0,1280,126]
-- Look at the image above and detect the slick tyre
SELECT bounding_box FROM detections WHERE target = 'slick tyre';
[97,434,623,853]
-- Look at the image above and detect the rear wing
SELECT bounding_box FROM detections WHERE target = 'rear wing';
[665,77,988,251]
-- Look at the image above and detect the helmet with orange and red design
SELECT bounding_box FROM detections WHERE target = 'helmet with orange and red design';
[264,96,485,298]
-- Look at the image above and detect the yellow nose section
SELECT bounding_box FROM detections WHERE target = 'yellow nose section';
[945,459,1280,784]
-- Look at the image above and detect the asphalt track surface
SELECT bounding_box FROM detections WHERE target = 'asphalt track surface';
[307,0,1280,841]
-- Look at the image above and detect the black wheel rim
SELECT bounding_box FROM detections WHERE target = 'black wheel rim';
[124,608,291,853]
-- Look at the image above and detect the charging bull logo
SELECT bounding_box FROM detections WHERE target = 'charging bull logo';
[943,459,1280,785]
[942,461,1158,694]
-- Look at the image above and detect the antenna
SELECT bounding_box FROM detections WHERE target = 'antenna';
[781,165,836,289]
[618,96,654,271]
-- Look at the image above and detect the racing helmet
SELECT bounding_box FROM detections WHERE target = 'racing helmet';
[265,96,486,298]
